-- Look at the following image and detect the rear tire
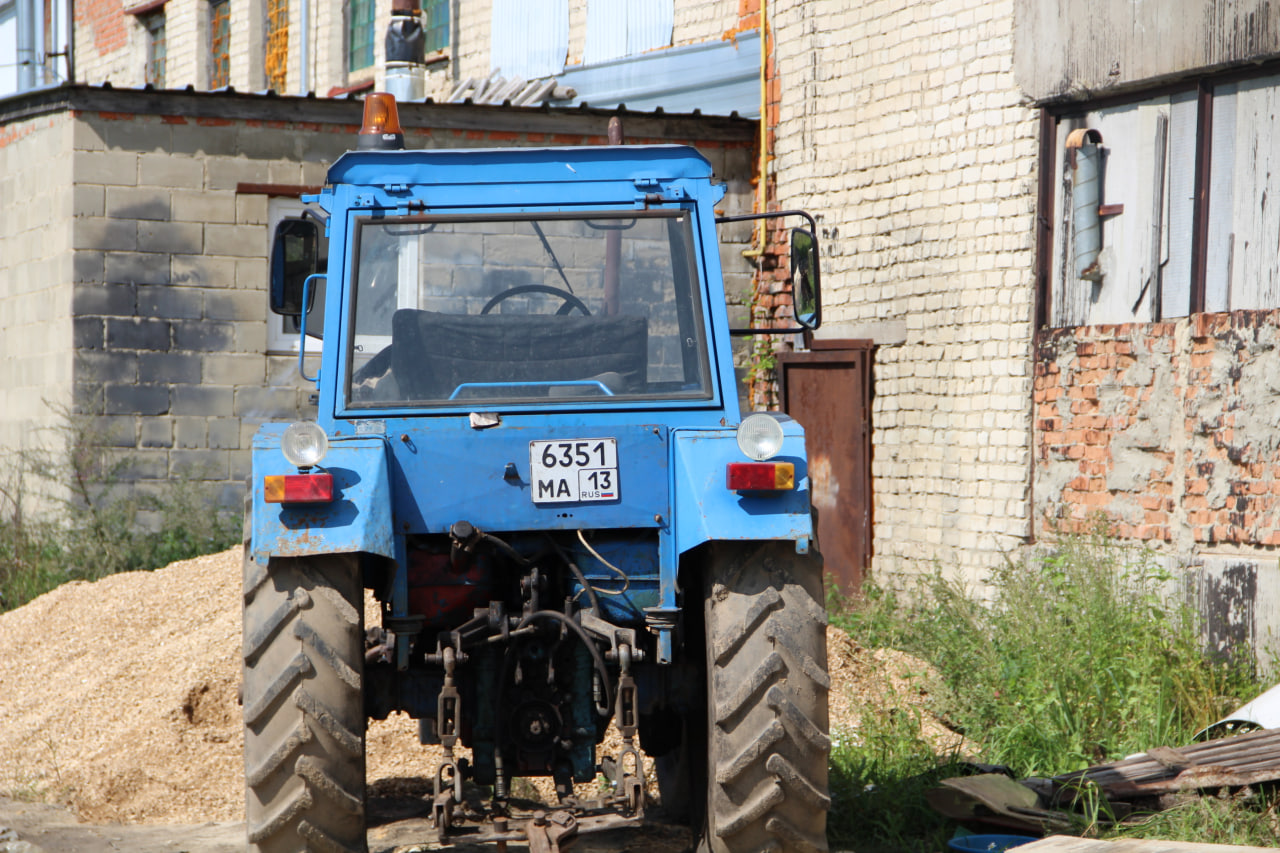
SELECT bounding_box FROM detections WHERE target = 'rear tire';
[242,553,367,853]
[702,541,830,853]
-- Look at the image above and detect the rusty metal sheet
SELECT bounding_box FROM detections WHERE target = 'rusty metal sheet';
[778,341,873,594]
[1053,727,1280,798]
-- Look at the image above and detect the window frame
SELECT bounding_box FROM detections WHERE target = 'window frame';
[347,0,375,73]
[423,0,449,55]
[141,9,166,88]
[208,0,230,88]
[1036,60,1280,328]
[264,0,288,92]
[340,208,716,413]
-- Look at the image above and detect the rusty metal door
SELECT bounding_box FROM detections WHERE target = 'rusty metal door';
[778,340,873,595]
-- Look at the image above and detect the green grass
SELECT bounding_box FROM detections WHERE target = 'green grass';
[0,412,240,613]
[827,530,1268,851]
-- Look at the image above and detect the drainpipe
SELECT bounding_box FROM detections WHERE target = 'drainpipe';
[385,0,426,102]
[17,0,36,91]
[299,0,310,94]
[743,0,769,258]
[65,0,75,82]
[1066,128,1104,282]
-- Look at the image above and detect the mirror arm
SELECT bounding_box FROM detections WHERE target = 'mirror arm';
[301,207,330,227]
[297,273,326,384]
[717,210,822,335]
[714,209,817,230]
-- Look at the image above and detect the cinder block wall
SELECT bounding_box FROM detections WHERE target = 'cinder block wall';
[18,91,754,523]
[68,107,334,514]
[0,113,76,457]
[770,0,1041,583]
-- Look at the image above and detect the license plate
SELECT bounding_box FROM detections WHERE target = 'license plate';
[529,439,619,503]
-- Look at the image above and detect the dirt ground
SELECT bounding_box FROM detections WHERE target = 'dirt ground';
[0,547,957,852]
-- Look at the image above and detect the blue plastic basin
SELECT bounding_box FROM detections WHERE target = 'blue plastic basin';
[946,834,1037,852]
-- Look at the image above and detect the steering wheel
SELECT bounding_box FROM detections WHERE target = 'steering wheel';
[481,284,591,316]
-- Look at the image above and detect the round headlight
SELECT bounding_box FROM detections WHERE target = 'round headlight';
[736,413,785,461]
[282,422,329,469]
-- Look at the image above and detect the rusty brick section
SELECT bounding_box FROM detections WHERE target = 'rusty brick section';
[1034,311,1280,549]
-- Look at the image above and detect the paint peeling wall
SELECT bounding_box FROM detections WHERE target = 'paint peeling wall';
[1035,311,1280,548]
[1015,0,1280,102]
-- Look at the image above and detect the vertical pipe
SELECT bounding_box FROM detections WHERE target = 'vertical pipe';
[450,0,460,84]
[756,0,768,248]
[17,0,35,91]
[65,0,75,82]
[299,0,310,95]
[603,117,623,316]
[1065,128,1104,281]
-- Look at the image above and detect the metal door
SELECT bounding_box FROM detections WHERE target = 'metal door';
[778,340,873,594]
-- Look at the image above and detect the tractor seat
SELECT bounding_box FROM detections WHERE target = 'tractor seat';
[390,309,649,401]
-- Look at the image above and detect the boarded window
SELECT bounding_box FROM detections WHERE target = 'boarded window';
[490,0,567,81]
[265,0,288,92]
[583,0,673,66]
[348,0,375,72]
[1045,74,1280,327]
[209,0,230,88]
[1205,74,1280,312]
[423,0,448,54]
[143,10,166,88]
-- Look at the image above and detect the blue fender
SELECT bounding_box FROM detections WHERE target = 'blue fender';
[670,424,813,555]
[250,425,395,564]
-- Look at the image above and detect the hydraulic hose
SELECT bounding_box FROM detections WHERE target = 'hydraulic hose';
[518,609,614,718]
[546,535,602,616]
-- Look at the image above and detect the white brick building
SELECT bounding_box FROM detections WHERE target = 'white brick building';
[768,0,1040,584]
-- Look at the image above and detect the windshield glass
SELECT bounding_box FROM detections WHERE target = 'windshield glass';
[345,211,712,409]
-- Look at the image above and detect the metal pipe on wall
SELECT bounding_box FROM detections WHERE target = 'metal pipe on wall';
[16,0,35,91]
[1066,128,1104,282]
[299,0,310,95]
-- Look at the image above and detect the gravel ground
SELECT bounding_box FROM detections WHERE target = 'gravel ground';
[0,546,956,850]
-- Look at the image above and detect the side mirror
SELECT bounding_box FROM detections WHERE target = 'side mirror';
[715,210,823,336]
[789,227,820,330]
[270,218,320,316]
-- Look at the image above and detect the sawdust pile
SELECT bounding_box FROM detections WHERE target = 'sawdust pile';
[0,547,961,825]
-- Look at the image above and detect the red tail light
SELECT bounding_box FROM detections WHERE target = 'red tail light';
[726,462,795,491]
[264,473,334,503]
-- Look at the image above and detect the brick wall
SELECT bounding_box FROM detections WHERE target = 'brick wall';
[1036,312,1280,550]
[770,0,1041,582]
[0,114,76,455]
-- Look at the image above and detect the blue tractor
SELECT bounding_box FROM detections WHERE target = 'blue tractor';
[245,95,829,853]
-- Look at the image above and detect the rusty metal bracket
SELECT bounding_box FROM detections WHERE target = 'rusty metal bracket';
[526,810,578,853]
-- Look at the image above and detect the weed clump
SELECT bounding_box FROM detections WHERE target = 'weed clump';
[0,410,240,613]
[828,531,1266,851]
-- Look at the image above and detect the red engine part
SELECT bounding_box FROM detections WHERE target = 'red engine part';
[406,550,492,625]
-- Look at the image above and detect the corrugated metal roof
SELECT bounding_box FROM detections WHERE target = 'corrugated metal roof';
[490,0,569,81]
[561,28,760,118]
[582,0,674,66]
